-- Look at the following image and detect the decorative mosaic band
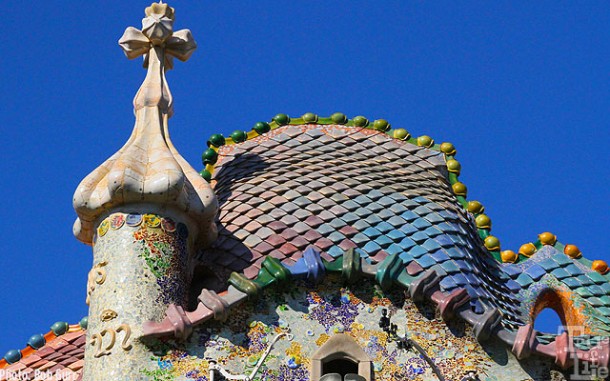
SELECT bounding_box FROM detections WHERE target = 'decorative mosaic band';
[95,213,188,241]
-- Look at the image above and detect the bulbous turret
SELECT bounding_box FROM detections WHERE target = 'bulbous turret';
[73,4,217,380]
[72,2,217,247]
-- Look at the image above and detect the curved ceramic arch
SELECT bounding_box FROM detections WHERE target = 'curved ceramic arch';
[311,334,372,381]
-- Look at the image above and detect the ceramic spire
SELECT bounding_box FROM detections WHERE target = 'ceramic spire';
[73,2,217,247]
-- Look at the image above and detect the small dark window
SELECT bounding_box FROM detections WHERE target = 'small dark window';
[323,358,358,377]
[311,334,371,380]
[320,371,365,381]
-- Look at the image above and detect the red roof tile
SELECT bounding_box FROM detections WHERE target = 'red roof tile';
[0,325,85,381]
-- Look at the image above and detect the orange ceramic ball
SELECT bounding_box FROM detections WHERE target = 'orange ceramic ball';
[592,260,609,275]
[538,232,557,246]
[563,244,582,259]
[501,250,518,263]
[519,243,537,257]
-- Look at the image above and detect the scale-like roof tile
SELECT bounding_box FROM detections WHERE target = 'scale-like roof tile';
[0,322,86,381]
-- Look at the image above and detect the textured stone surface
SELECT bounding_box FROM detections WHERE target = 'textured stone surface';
[83,213,189,381]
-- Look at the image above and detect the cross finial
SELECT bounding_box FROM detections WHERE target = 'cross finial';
[119,2,195,66]
[118,2,196,114]
[73,3,217,247]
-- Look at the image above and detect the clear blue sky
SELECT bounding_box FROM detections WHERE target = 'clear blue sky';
[1,1,608,352]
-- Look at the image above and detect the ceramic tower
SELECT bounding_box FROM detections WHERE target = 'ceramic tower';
[72,3,218,380]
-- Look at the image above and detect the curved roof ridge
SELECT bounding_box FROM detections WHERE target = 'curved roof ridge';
[195,112,608,270]
[1,318,87,370]
[143,247,610,371]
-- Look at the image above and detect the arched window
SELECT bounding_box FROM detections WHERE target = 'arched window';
[311,334,372,381]
[323,359,358,376]
[534,307,565,334]
[531,289,574,335]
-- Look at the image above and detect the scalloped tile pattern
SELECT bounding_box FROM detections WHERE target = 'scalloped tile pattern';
[0,330,85,381]
[201,124,526,327]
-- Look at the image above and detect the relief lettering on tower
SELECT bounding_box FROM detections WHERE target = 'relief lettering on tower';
[100,309,118,322]
[86,261,107,305]
[90,324,132,357]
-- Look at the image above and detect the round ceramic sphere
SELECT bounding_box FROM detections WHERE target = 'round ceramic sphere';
[352,115,369,127]
[452,182,467,197]
[199,169,212,182]
[484,235,500,251]
[27,334,46,349]
[417,135,434,148]
[440,142,457,155]
[253,121,271,134]
[592,260,609,275]
[563,244,582,259]
[373,119,391,132]
[3,349,21,364]
[51,321,69,336]
[501,250,518,263]
[79,316,89,330]
[538,232,557,246]
[207,133,225,148]
[446,159,461,174]
[475,214,491,229]
[302,112,318,123]
[392,128,410,141]
[519,243,537,257]
[273,113,291,125]
[230,130,248,143]
[331,112,348,124]
[201,148,218,165]
[467,200,484,214]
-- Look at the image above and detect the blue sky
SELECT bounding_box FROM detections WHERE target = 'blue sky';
[1,1,608,352]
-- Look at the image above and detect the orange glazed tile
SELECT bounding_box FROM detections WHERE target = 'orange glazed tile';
[46,339,69,350]
[30,359,49,369]
[20,354,41,366]
[38,361,57,371]
[5,362,26,372]
[60,331,85,343]
[67,359,84,371]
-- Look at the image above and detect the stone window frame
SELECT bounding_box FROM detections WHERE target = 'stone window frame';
[311,334,372,381]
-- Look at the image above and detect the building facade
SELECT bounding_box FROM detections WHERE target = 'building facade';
[1,3,609,381]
